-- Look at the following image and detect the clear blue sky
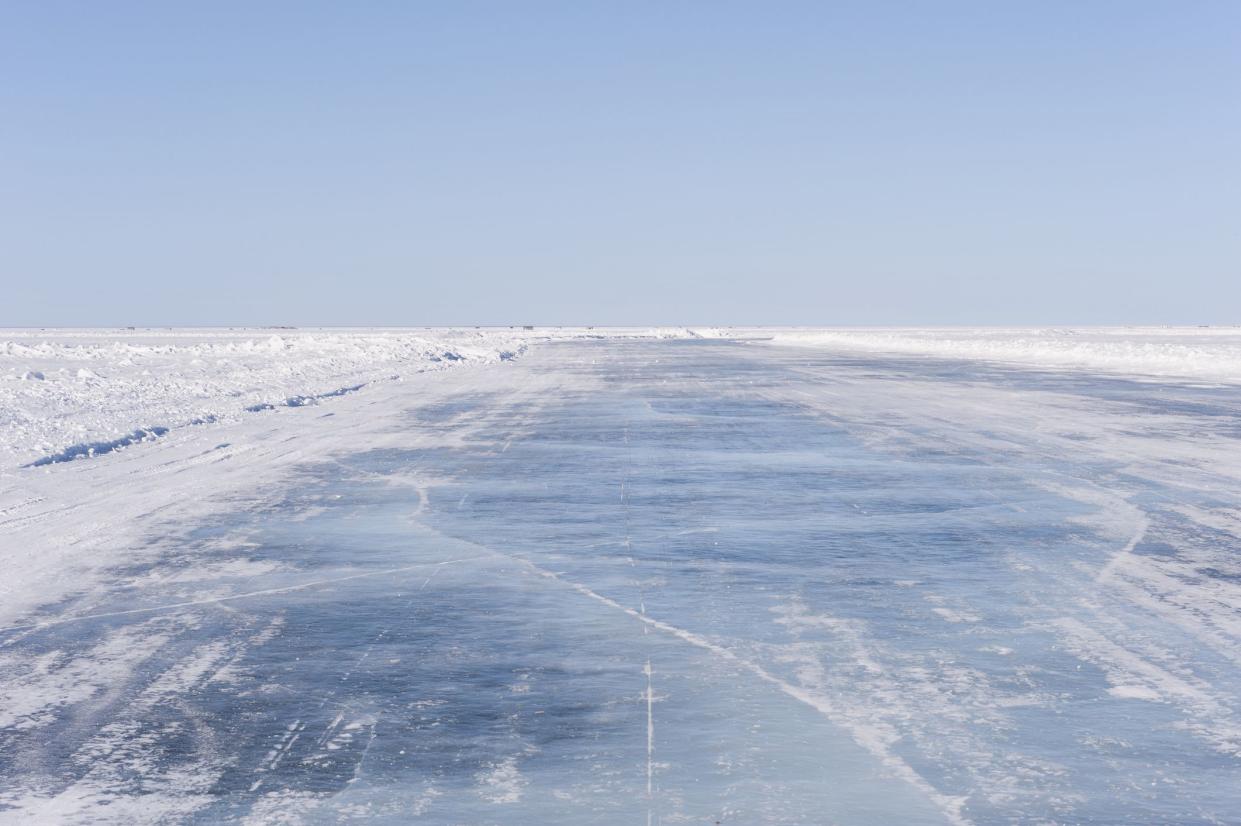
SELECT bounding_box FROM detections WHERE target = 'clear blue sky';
[3,2,1238,326]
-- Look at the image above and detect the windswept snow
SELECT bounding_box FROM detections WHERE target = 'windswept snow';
[0,327,702,622]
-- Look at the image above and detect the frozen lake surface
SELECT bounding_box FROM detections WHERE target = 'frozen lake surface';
[3,338,1241,824]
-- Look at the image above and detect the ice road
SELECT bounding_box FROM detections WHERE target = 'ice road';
[3,337,1241,824]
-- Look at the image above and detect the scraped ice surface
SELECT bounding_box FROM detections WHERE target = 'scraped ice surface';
[2,336,1241,823]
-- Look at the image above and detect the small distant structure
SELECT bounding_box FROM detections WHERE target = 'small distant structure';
[522,325,535,331]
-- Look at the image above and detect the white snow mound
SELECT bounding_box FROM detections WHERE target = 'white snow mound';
[766,327,1241,383]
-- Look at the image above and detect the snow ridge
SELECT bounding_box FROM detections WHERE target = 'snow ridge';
[0,329,527,468]
[766,327,1241,383]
